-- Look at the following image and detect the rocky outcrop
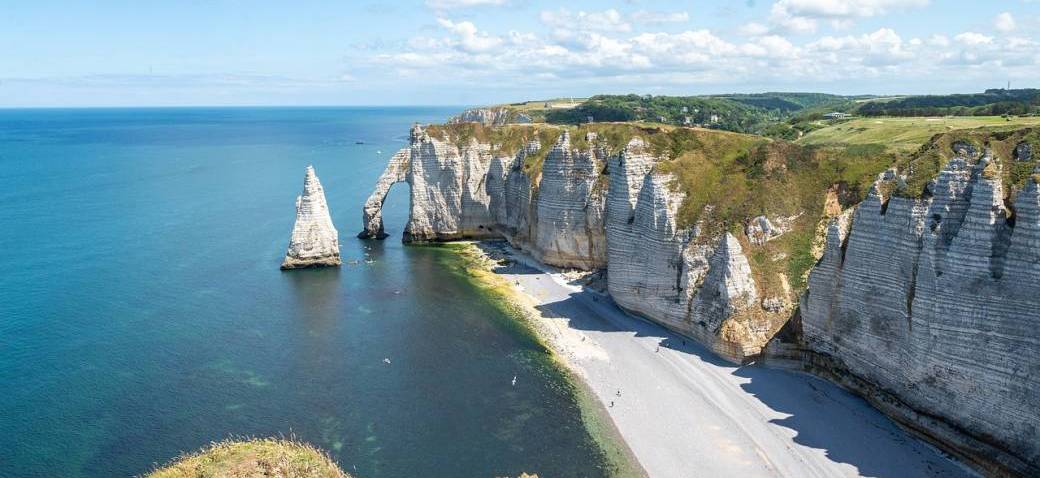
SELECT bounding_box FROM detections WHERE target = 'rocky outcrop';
[281,165,341,269]
[361,122,1040,475]
[796,154,1040,476]
[448,107,532,126]
[360,126,773,360]
[604,139,770,358]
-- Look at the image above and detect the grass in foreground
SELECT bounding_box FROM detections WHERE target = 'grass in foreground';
[145,438,348,478]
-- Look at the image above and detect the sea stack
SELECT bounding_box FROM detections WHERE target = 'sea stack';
[281,165,341,270]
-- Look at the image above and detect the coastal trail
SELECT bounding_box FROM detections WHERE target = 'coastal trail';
[481,243,975,478]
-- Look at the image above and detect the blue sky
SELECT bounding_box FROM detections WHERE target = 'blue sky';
[1,0,1037,106]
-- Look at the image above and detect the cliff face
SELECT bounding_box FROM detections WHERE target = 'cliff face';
[282,165,341,270]
[797,136,1040,476]
[361,123,1040,475]
[448,107,532,126]
[360,125,772,359]
[605,139,767,358]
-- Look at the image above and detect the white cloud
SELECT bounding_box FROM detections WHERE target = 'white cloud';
[425,0,506,10]
[768,0,928,33]
[994,12,1016,32]
[954,32,993,46]
[769,4,818,33]
[630,10,690,24]
[926,34,950,47]
[540,8,631,32]
[772,0,929,19]
[365,9,1038,92]
[436,18,503,52]
[738,22,771,36]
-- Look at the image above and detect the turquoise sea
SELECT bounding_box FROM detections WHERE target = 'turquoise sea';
[0,107,615,477]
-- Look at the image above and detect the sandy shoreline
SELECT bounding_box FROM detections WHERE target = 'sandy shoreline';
[463,240,976,478]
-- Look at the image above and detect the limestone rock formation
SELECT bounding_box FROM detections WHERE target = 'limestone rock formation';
[797,152,1040,476]
[281,165,341,270]
[360,126,770,359]
[448,107,531,126]
[361,122,1040,476]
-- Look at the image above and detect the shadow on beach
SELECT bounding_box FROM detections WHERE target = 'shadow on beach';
[479,241,970,478]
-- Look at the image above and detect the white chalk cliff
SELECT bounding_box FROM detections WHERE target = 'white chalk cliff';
[360,125,769,356]
[361,123,1040,476]
[793,150,1040,475]
[281,165,341,270]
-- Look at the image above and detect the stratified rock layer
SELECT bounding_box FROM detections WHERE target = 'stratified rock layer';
[282,165,341,269]
[448,107,532,126]
[798,154,1040,476]
[361,123,1040,476]
[360,126,769,358]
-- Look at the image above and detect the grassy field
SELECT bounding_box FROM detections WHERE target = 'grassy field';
[797,116,1040,153]
[146,438,348,478]
[499,98,586,112]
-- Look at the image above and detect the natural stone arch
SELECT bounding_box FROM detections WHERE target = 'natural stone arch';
[358,149,410,239]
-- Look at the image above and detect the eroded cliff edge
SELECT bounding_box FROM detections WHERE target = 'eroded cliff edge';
[360,122,1039,476]
[776,130,1040,476]
[360,123,812,359]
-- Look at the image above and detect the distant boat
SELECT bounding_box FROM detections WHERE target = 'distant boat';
[355,140,365,144]
[511,375,517,386]
[376,150,382,154]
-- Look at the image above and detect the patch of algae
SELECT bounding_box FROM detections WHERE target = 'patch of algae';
[434,242,647,478]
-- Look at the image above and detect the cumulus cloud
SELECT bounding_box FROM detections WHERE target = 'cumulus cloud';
[540,8,632,32]
[994,12,1016,32]
[954,32,993,46]
[768,0,929,33]
[772,0,929,19]
[364,7,1037,91]
[738,22,771,36]
[436,18,503,52]
[630,10,690,24]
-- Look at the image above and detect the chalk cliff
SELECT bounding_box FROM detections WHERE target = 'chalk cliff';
[790,132,1040,476]
[360,124,785,359]
[281,165,341,270]
[361,123,1040,475]
[448,107,532,126]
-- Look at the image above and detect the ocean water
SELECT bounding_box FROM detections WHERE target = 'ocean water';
[0,107,616,477]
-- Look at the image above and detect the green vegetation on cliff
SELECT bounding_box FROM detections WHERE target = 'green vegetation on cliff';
[426,117,1039,294]
[425,121,892,294]
[539,93,852,135]
[890,127,1040,199]
[145,438,348,478]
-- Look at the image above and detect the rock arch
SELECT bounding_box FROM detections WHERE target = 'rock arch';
[357,149,410,239]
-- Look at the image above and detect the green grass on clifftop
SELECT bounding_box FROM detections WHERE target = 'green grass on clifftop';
[145,438,348,478]
[890,127,1040,199]
[424,121,898,294]
[796,116,1040,154]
